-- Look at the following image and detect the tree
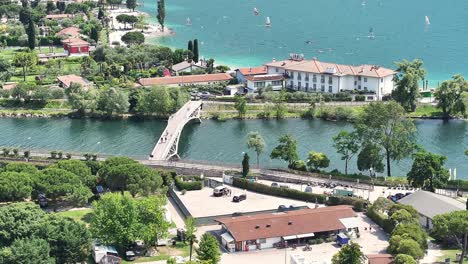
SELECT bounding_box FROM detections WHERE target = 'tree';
[394,254,416,264]
[90,26,99,43]
[37,215,91,263]
[4,162,38,174]
[2,238,54,264]
[52,160,96,189]
[121,31,145,45]
[390,209,417,226]
[185,217,197,261]
[12,51,37,82]
[0,57,12,82]
[242,153,249,178]
[407,151,450,192]
[46,1,56,13]
[97,7,104,19]
[247,131,266,168]
[157,0,165,32]
[234,94,247,118]
[126,0,136,11]
[356,143,384,175]
[432,211,468,264]
[331,242,366,264]
[435,74,467,119]
[206,58,214,74]
[273,89,287,119]
[307,151,330,171]
[355,101,415,177]
[196,233,221,264]
[0,171,33,202]
[392,59,426,112]
[333,131,359,175]
[65,83,97,116]
[19,7,30,24]
[137,196,170,246]
[172,49,186,64]
[392,223,428,251]
[97,87,129,116]
[193,39,199,63]
[26,18,36,50]
[395,239,424,260]
[187,40,193,53]
[270,134,299,168]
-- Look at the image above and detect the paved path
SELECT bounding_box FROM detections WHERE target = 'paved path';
[150,101,202,160]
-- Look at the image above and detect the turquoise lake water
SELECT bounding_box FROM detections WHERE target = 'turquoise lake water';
[139,0,468,85]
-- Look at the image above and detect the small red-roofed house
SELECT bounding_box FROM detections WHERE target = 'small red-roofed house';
[62,38,90,55]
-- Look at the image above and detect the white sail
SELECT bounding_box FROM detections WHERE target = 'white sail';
[266,16,271,27]
[186,17,192,26]
[253,7,259,16]
[425,16,430,25]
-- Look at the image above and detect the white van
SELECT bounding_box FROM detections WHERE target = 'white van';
[213,186,226,197]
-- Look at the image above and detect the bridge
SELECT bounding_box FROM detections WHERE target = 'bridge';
[149,100,203,160]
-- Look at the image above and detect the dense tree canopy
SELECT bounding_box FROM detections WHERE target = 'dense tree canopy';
[333,131,359,175]
[435,74,467,119]
[407,151,450,192]
[331,242,366,264]
[247,131,266,168]
[270,134,299,167]
[195,233,221,264]
[65,83,97,115]
[307,151,330,171]
[121,31,144,45]
[0,171,34,202]
[432,210,468,264]
[97,87,129,116]
[392,59,426,112]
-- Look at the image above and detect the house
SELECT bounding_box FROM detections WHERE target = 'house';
[138,73,233,87]
[172,60,206,75]
[235,66,268,83]
[57,26,81,38]
[92,243,120,264]
[45,14,74,20]
[62,38,90,56]
[245,74,285,93]
[57,74,92,89]
[398,191,465,229]
[366,254,394,264]
[263,54,396,100]
[215,205,357,252]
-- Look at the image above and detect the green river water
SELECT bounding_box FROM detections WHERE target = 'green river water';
[0,118,466,178]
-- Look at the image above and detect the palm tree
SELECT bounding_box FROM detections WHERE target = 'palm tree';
[185,217,197,261]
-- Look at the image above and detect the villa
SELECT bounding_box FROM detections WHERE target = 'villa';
[245,54,396,100]
[57,74,92,89]
[62,38,90,56]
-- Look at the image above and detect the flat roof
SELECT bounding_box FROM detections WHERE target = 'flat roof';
[216,205,355,241]
[138,73,233,86]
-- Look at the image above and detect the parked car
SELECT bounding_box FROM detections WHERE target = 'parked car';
[232,194,247,202]
[271,182,279,188]
[190,89,199,97]
[279,184,290,189]
[199,91,212,99]
[213,186,228,197]
[304,186,313,193]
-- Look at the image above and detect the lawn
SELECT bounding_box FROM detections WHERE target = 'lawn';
[55,208,93,225]
[121,243,191,264]
[407,105,444,118]
[437,249,468,263]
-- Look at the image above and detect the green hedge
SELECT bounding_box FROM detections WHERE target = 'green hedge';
[366,207,394,233]
[174,175,203,191]
[325,196,368,212]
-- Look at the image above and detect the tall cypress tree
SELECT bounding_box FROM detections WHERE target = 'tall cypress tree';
[193,39,199,63]
[156,0,165,32]
[97,7,104,20]
[90,26,99,43]
[187,40,193,53]
[26,19,36,50]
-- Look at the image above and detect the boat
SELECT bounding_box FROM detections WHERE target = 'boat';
[253,7,259,16]
[368,27,375,40]
[265,16,271,27]
[186,17,191,26]
[425,15,430,25]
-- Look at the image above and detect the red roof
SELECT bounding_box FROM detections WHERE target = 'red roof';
[237,66,267,76]
[46,14,73,19]
[245,74,284,82]
[216,206,356,241]
[62,38,89,46]
[138,73,233,86]
[367,254,394,264]
[57,74,91,88]
[57,27,81,37]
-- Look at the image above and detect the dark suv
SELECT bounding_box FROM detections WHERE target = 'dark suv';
[232,194,247,203]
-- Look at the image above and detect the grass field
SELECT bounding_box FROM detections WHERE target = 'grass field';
[407,104,444,118]
[55,208,93,224]
[437,249,468,263]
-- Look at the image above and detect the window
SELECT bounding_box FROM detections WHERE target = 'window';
[290,81,293,87]
[305,83,309,91]
[364,77,368,82]
[381,78,383,83]
[328,86,332,92]
[354,81,357,85]
[321,75,325,83]
[328,76,332,84]
[290,72,294,79]
[364,86,367,90]
[297,73,302,80]
[321,85,325,92]
[305,73,309,81]
[272,80,282,86]
[313,84,317,90]
[298,82,301,89]
[275,67,279,73]
[358,76,361,81]
[254,81,265,88]
[259,238,266,243]
[313,75,317,82]
[358,85,361,89]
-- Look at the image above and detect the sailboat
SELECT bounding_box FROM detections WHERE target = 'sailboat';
[186,17,192,26]
[253,7,259,16]
[425,15,430,25]
[265,16,271,27]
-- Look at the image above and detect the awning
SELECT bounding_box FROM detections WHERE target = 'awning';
[339,217,360,229]
[283,235,297,240]
[221,232,234,243]
[297,233,315,239]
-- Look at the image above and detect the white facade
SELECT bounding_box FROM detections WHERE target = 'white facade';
[246,79,284,93]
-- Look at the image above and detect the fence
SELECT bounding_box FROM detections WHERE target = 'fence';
[167,187,192,220]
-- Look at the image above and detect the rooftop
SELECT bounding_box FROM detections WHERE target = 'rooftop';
[265,58,395,78]
[57,74,91,88]
[57,27,81,37]
[245,74,284,82]
[216,205,355,241]
[46,14,73,19]
[62,38,89,46]
[367,254,394,264]
[172,61,206,72]
[237,66,268,76]
[398,190,465,219]
[138,73,233,86]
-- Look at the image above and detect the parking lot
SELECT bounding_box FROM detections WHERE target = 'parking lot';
[174,185,311,217]
[257,179,414,203]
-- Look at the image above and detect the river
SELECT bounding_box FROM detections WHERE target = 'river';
[0,118,466,178]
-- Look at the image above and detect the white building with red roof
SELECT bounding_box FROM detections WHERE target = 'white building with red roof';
[62,38,90,56]
[263,54,396,100]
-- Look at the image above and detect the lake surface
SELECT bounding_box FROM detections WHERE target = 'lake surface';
[139,0,468,85]
[0,118,466,178]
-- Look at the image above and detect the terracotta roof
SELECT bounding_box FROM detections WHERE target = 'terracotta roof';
[245,74,284,82]
[265,58,395,78]
[57,74,91,88]
[57,27,81,37]
[2,82,17,90]
[62,38,89,46]
[216,206,356,242]
[367,254,394,264]
[46,14,73,19]
[172,61,206,72]
[139,73,233,86]
[237,66,268,76]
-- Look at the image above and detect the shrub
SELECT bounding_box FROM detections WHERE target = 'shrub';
[366,207,394,233]
[23,150,30,158]
[394,254,416,264]
[57,151,63,159]
[396,239,424,260]
[325,196,368,212]
[181,189,187,195]
[66,153,72,159]
[174,176,203,191]
[2,148,9,157]
[83,153,91,161]
[355,95,365,102]
[12,148,19,156]
[50,150,57,159]
[91,154,98,161]
[335,107,355,121]
[290,160,307,171]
